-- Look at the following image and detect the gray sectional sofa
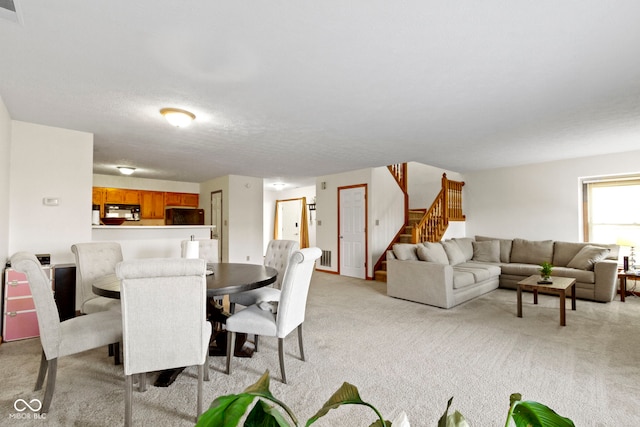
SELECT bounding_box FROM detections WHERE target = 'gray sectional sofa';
[386,236,620,309]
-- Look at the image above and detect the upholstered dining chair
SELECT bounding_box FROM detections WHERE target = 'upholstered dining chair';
[10,252,123,414]
[180,238,219,263]
[117,257,212,426]
[228,239,299,314]
[71,242,123,314]
[225,247,321,384]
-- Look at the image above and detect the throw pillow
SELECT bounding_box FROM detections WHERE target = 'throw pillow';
[472,240,501,263]
[392,244,419,261]
[476,235,513,263]
[417,242,449,265]
[442,240,466,265]
[566,245,610,271]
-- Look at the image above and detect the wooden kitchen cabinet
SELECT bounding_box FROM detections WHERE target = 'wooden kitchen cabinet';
[165,192,199,207]
[105,188,140,204]
[92,187,105,216]
[140,191,165,219]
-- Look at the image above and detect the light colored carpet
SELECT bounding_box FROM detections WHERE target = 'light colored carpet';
[1,272,640,426]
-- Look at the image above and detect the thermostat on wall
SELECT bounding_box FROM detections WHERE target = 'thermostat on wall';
[42,197,59,206]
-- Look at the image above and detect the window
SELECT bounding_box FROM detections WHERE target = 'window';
[583,177,640,250]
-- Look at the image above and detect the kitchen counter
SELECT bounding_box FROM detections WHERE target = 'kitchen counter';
[92,225,213,259]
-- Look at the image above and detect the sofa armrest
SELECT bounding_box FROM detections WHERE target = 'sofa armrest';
[593,260,619,302]
[387,259,455,308]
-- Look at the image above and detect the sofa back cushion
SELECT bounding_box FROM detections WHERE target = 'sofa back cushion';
[510,238,553,264]
[452,238,474,261]
[472,240,501,263]
[417,242,449,265]
[442,240,466,265]
[392,244,419,261]
[475,236,513,263]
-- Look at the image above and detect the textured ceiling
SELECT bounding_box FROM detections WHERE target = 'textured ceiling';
[2,1,640,186]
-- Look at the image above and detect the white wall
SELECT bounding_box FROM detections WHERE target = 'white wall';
[263,185,316,254]
[464,150,640,242]
[0,96,10,266]
[93,174,199,193]
[370,167,405,272]
[407,162,465,210]
[228,175,264,263]
[9,121,93,263]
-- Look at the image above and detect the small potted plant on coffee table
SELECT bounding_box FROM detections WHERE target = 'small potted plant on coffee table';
[538,261,553,284]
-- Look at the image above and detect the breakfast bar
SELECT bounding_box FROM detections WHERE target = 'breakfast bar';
[92,225,213,259]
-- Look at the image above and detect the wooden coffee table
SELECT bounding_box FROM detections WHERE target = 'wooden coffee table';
[517,275,577,326]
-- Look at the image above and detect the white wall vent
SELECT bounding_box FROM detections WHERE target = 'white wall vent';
[0,0,23,25]
[320,250,331,267]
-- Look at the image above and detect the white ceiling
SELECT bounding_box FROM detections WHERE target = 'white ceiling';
[2,2,640,186]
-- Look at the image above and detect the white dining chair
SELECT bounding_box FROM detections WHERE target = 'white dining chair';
[229,239,299,314]
[225,247,321,384]
[10,252,123,414]
[116,257,211,426]
[71,242,123,314]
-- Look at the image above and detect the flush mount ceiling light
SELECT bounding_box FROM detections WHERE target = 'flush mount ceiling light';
[272,182,286,191]
[160,108,195,127]
[117,166,136,175]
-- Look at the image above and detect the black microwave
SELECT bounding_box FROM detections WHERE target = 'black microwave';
[165,208,205,225]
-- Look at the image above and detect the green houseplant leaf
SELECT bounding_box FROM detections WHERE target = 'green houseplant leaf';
[245,400,291,427]
[196,371,298,427]
[305,382,386,426]
[507,393,574,427]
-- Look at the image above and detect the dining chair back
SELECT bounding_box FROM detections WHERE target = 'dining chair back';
[180,238,219,263]
[71,242,123,314]
[116,257,211,426]
[229,239,299,313]
[225,247,321,383]
[10,252,122,414]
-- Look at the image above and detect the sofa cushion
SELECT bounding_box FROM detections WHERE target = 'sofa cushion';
[566,245,610,271]
[442,240,466,265]
[452,270,476,289]
[457,261,502,277]
[454,266,492,282]
[551,267,595,284]
[510,238,553,264]
[475,235,513,263]
[472,240,501,263]
[392,244,419,261]
[500,263,546,277]
[417,242,449,264]
[452,237,474,261]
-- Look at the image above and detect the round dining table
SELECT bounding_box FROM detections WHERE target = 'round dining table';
[92,262,278,299]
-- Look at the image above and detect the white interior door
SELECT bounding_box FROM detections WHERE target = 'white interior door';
[339,185,366,279]
[279,200,301,241]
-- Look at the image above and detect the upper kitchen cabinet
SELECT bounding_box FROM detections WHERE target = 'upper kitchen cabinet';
[140,191,165,219]
[165,192,199,207]
[105,188,140,204]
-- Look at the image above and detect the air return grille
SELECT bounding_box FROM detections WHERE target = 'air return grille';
[320,250,331,267]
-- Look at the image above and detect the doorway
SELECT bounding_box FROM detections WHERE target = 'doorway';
[274,197,309,248]
[338,184,367,279]
[210,190,222,262]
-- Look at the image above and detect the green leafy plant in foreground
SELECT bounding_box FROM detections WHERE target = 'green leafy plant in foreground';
[539,261,554,279]
[195,371,574,427]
